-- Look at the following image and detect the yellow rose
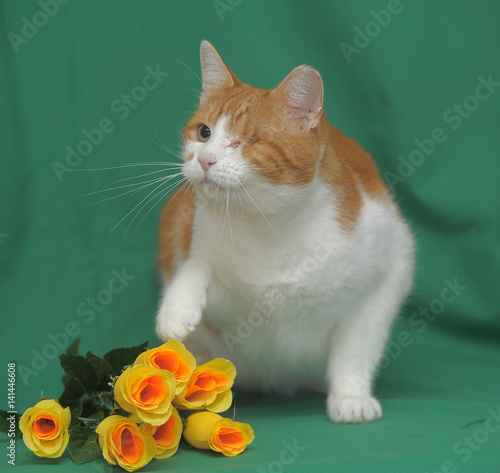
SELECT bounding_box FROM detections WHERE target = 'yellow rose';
[114,364,176,425]
[174,358,236,412]
[19,399,71,458]
[140,408,183,459]
[135,340,196,395]
[183,411,254,457]
[96,415,156,472]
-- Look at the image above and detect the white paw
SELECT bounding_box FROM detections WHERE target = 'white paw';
[327,395,382,424]
[156,287,206,341]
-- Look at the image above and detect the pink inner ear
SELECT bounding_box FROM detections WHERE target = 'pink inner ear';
[279,66,324,130]
[200,41,235,91]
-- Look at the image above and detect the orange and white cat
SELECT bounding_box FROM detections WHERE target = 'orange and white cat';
[156,41,414,423]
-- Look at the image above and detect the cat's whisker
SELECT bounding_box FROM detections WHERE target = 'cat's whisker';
[133,179,183,231]
[112,178,181,234]
[239,183,283,244]
[80,172,183,198]
[81,177,165,198]
[216,183,226,236]
[169,54,202,85]
[215,182,224,226]
[152,133,184,160]
[235,182,247,222]
[219,188,229,243]
[226,189,236,260]
[264,189,281,208]
[160,179,191,219]
[124,180,175,236]
[101,167,182,189]
[90,175,180,205]
[71,162,180,173]
[177,178,194,216]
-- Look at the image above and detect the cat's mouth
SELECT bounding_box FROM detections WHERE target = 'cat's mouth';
[184,163,242,199]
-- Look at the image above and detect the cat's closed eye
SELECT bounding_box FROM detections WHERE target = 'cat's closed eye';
[245,132,259,145]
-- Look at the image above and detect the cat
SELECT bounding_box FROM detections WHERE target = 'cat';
[156,41,415,423]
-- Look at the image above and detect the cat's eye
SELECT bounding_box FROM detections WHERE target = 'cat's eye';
[196,124,211,142]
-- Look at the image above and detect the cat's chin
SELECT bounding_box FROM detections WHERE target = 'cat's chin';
[193,177,225,199]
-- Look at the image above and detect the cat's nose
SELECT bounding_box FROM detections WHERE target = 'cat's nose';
[198,153,217,172]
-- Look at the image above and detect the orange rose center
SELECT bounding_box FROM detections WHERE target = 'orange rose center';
[185,371,228,403]
[153,416,175,447]
[33,416,57,438]
[154,352,192,381]
[132,375,165,406]
[119,427,141,463]
[217,428,246,451]
[154,352,179,374]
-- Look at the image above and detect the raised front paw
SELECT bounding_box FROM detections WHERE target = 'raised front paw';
[155,287,207,341]
[327,395,382,424]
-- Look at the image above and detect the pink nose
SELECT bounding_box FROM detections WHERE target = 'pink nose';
[198,154,217,172]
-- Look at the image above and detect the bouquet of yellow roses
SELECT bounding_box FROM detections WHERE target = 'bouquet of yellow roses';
[2,339,254,472]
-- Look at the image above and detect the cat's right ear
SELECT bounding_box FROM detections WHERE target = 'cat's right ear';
[200,41,239,91]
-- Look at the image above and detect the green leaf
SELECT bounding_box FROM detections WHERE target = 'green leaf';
[67,337,81,356]
[59,375,85,409]
[85,352,112,388]
[103,341,149,376]
[68,403,84,421]
[59,354,97,393]
[0,410,21,437]
[68,424,102,466]
[88,410,107,421]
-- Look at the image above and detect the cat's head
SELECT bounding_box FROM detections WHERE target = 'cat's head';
[182,41,327,214]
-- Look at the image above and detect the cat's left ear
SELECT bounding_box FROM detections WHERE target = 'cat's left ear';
[274,65,324,132]
[200,40,240,91]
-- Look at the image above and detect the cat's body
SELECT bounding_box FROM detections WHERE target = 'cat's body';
[156,42,414,423]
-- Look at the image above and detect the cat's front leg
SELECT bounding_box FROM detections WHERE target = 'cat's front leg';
[156,258,212,341]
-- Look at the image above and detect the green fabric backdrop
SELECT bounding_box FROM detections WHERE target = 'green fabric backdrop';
[1,1,499,472]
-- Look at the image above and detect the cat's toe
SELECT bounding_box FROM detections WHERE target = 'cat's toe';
[327,395,382,424]
[156,319,190,341]
[155,285,205,341]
